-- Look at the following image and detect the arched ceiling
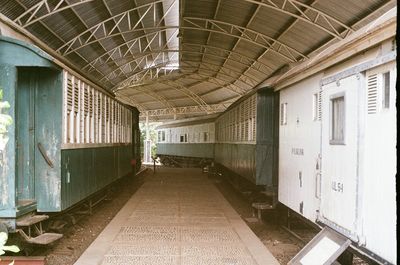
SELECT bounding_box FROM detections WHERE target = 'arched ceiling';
[0,0,396,121]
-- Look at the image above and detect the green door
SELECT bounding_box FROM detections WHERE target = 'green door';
[16,69,36,207]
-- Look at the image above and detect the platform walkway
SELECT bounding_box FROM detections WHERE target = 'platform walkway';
[74,168,279,265]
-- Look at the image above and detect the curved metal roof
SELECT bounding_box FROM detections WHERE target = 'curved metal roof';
[0,0,396,120]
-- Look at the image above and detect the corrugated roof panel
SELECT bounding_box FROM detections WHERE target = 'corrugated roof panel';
[217,0,256,27]
[315,0,384,28]
[72,1,111,28]
[248,8,292,38]
[278,20,331,56]
[0,0,394,120]
[0,1,24,20]
[185,0,218,18]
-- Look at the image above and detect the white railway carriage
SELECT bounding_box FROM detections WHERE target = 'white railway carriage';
[156,115,216,166]
[278,21,397,264]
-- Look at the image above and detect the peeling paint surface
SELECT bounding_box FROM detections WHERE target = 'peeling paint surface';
[41,124,61,209]
[0,66,17,216]
[0,149,9,208]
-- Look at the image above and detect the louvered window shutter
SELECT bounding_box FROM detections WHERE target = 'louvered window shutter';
[367,74,378,114]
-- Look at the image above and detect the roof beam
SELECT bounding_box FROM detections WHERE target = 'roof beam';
[100,48,271,85]
[183,17,307,62]
[56,1,164,55]
[159,80,210,113]
[117,86,175,109]
[233,0,320,89]
[85,41,272,73]
[115,59,257,91]
[100,49,178,83]
[114,94,146,112]
[208,3,262,95]
[120,72,246,97]
[13,0,92,74]
[14,0,94,28]
[241,0,354,39]
[82,39,273,79]
[200,0,222,64]
[139,102,233,118]
[56,17,306,63]
[13,0,354,41]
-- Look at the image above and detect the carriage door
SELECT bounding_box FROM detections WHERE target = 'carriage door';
[319,74,361,239]
[16,68,37,206]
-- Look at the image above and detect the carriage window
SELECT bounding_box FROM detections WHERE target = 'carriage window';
[280,103,287,125]
[162,131,166,142]
[312,93,318,121]
[158,131,162,142]
[382,72,390,109]
[203,132,209,142]
[330,96,345,145]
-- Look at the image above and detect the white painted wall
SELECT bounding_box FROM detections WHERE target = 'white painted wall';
[361,62,397,264]
[320,74,361,237]
[278,73,323,222]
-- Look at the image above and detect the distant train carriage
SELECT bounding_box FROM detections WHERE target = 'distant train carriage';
[0,36,141,243]
[214,88,279,195]
[156,115,216,167]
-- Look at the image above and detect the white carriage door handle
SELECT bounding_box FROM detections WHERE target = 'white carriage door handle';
[315,157,321,199]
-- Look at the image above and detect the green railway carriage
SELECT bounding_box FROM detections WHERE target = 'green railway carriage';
[214,88,279,194]
[155,89,279,197]
[0,36,141,232]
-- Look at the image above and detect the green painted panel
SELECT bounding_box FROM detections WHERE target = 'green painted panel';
[215,143,256,183]
[256,89,279,188]
[60,145,133,211]
[157,143,214,158]
[215,89,279,187]
[119,145,133,177]
[16,69,37,202]
[0,66,17,216]
[0,37,53,68]
[1,37,60,217]
[31,68,63,212]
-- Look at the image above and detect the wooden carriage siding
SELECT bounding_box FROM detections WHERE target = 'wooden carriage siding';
[0,36,140,221]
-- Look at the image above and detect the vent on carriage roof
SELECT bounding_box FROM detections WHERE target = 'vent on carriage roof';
[367,74,378,114]
[318,90,322,121]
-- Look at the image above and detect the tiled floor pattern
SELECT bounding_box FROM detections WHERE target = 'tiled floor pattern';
[74,168,279,265]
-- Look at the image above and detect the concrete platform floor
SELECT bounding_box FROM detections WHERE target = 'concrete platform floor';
[73,167,279,265]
